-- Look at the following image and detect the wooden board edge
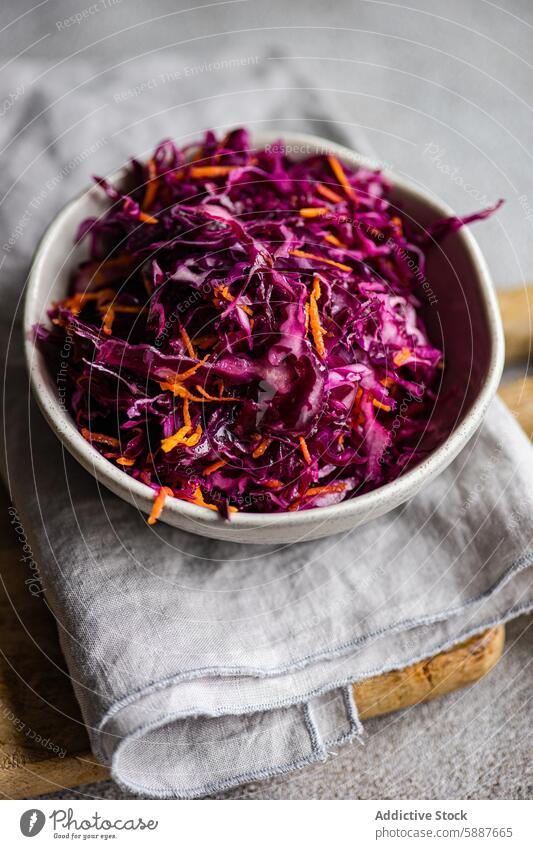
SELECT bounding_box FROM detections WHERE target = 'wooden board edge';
[354,625,505,721]
[0,753,109,801]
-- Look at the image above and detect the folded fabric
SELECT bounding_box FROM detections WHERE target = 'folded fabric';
[1,55,533,799]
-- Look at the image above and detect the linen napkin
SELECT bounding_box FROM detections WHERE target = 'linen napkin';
[1,54,533,799]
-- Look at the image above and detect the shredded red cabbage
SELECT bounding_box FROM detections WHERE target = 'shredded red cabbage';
[36,128,502,518]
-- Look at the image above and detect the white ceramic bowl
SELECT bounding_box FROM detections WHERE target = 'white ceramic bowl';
[24,131,504,544]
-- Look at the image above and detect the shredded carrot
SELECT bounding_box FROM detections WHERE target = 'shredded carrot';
[324,233,347,249]
[81,427,120,448]
[161,423,202,453]
[182,485,238,513]
[159,356,208,392]
[393,347,411,367]
[138,211,158,225]
[159,381,202,401]
[373,399,391,412]
[316,182,343,204]
[391,216,403,234]
[142,159,159,210]
[264,479,283,488]
[309,276,326,359]
[380,377,395,387]
[289,249,352,273]
[62,287,116,315]
[213,284,253,315]
[160,425,189,452]
[327,155,357,201]
[180,325,196,359]
[252,438,271,459]
[190,165,236,178]
[194,384,237,402]
[299,207,328,218]
[116,456,135,466]
[203,459,227,475]
[299,436,312,465]
[101,305,115,336]
[147,486,174,525]
[305,482,346,497]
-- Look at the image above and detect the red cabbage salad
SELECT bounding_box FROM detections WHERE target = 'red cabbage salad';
[36,128,502,523]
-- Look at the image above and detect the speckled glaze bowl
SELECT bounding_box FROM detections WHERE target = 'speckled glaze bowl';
[24,131,504,544]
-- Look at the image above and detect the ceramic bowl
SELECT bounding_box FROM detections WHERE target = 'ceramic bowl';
[24,131,504,544]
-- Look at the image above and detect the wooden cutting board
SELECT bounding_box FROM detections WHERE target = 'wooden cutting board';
[1,287,531,800]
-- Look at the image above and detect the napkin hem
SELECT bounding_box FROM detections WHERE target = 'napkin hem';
[97,601,532,798]
[95,550,533,735]
[109,686,364,799]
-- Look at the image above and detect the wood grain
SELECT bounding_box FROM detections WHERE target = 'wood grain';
[498,288,533,365]
[1,285,531,799]
[354,626,504,720]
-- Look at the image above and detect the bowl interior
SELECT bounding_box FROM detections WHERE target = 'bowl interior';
[24,132,501,542]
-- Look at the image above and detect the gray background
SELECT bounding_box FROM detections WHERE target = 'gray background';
[1,0,532,799]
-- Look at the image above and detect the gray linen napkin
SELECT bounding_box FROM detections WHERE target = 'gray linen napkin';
[1,53,533,798]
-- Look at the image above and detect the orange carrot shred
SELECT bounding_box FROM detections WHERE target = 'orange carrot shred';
[194,384,237,402]
[148,486,174,525]
[304,301,310,333]
[299,207,328,218]
[180,325,196,359]
[373,399,391,412]
[142,159,159,210]
[159,382,204,401]
[316,182,343,203]
[81,427,120,448]
[393,347,411,367]
[327,155,357,201]
[161,423,202,453]
[203,459,227,475]
[289,249,352,273]
[252,438,271,459]
[138,211,158,225]
[299,436,312,465]
[213,284,253,315]
[116,456,135,466]
[324,233,347,249]
[190,165,236,178]
[101,305,115,336]
[309,276,326,359]
[305,482,346,497]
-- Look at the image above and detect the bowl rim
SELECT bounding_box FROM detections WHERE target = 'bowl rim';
[24,129,505,531]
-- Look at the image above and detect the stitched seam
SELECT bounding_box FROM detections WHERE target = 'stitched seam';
[91,600,533,767]
[96,556,533,737]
